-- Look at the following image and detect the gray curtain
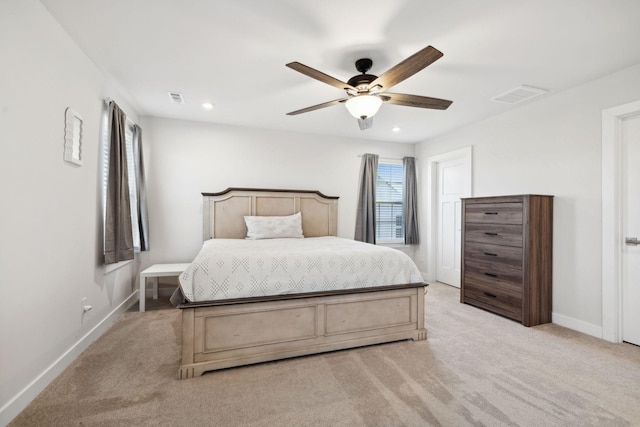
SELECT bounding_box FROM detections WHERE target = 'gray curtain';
[133,125,150,251]
[403,156,420,244]
[354,153,378,244]
[104,101,134,264]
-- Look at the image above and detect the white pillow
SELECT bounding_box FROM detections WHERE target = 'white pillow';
[244,212,304,240]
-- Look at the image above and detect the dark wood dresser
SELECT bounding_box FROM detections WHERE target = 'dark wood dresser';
[460,195,553,326]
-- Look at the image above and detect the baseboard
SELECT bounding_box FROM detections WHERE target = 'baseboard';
[552,312,603,339]
[0,291,138,426]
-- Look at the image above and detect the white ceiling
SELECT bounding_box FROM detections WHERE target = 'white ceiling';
[40,0,640,143]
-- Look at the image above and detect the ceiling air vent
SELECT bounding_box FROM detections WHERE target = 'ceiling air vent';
[492,85,547,104]
[168,92,185,104]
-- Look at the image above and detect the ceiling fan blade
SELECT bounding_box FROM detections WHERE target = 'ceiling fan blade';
[286,97,349,116]
[369,46,443,91]
[382,93,452,110]
[286,62,357,92]
[358,117,373,130]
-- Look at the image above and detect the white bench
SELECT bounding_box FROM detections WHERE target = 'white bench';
[139,263,190,312]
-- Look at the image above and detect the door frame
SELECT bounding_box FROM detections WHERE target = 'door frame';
[426,146,472,283]
[602,99,640,342]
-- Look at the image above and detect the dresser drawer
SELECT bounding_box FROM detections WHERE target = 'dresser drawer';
[463,279,523,321]
[464,267,523,294]
[464,223,523,247]
[463,293,522,321]
[465,203,523,225]
[464,242,523,267]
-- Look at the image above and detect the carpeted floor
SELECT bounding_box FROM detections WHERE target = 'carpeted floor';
[9,283,640,426]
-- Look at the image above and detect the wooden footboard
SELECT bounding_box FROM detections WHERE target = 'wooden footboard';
[179,285,427,379]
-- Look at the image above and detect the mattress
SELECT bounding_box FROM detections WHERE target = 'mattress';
[178,236,424,302]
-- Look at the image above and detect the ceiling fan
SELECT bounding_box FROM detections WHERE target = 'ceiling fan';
[286,45,452,130]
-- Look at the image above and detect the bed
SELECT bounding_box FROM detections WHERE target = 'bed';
[176,188,428,379]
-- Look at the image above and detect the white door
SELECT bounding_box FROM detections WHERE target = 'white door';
[622,113,640,346]
[436,158,465,287]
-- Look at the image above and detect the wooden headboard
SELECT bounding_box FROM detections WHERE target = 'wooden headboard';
[202,188,339,240]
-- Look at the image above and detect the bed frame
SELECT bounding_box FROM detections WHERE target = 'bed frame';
[178,188,427,379]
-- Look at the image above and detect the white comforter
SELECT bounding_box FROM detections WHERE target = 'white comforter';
[178,236,424,302]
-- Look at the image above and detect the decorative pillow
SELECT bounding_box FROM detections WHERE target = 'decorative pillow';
[244,212,304,240]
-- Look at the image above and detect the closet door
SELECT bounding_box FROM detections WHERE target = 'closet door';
[436,158,465,287]
[622,113,640,346]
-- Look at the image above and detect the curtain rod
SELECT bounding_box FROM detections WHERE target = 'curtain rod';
[104,98,137,126]
[357,154,416,160]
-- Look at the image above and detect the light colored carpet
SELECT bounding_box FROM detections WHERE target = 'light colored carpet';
[10,283,640,426]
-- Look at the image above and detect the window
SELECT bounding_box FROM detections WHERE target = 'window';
[124,123,141,252]
[376,161,404,243]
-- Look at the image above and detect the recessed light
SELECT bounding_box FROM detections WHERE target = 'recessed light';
[202,102,214,110]
[392,126,400,133]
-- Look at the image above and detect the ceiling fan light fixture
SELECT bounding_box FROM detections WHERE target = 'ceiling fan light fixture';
[345,95,382,120]
[286,46,451,127]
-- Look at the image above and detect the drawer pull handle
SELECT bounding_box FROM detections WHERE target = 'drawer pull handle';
[484,212,499,215]
[484,272,498,278]
[484,252,498,257]
[484,232,498,236]
[483,292,497,298]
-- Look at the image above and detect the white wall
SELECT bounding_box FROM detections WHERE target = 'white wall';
[141,117,417,266]
[0,1,142,424]
[415,63,640,335]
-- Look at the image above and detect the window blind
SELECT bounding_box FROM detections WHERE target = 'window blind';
[376,162,404,243]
